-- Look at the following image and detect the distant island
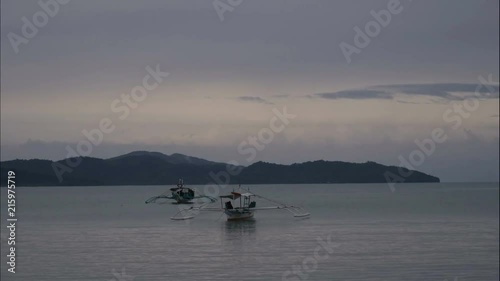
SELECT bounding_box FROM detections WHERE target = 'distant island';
[0,151,439,186]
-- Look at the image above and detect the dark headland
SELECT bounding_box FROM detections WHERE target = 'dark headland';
[0,151,439,186]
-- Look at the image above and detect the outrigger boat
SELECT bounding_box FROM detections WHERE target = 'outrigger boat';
[170,186,310,221]
[145,179,216,204]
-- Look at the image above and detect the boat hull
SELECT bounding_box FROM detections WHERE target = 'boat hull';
[175,197,193,204]
[225,210,254,221]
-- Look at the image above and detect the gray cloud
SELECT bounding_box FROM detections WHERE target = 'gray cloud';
[317,90,393,100]
[375,83,499,99]
[316,83,499,101]
[271,94,290,98]
[395,100,433,105]
[236,96,274,104]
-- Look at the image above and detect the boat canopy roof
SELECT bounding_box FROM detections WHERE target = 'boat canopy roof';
[219,192,254,200]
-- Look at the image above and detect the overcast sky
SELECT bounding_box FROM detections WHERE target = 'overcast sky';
[1,0,499,182]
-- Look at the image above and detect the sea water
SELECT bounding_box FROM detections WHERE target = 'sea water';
[0,183,498,280]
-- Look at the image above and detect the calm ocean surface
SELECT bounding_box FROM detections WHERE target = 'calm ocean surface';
[1,183,498,281]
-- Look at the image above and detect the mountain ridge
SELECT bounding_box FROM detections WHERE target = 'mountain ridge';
[0,151,439,186]
[107,151,221,166]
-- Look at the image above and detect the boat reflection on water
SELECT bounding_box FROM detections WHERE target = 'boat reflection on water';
[222,219,257,243]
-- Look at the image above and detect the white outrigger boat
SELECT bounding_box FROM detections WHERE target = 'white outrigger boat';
[170,186,310,221]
